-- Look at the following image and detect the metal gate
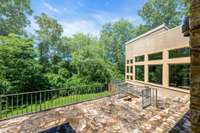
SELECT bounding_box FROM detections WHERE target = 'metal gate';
[142,86,157,108]
[109,81,158,109]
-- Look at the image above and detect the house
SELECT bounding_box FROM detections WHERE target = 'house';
[125,24,190,93]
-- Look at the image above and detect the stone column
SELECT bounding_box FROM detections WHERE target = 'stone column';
[189,0,200,132]
[133,65,135,81]
[144,55,149,83]
[163,50,169,87]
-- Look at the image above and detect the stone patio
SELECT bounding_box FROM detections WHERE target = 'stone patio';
[0,93,190,133]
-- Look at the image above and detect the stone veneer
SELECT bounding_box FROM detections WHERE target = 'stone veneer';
[189,0,200,132]
[0,95,189,133]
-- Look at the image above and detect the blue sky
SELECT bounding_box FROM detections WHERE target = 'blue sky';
[29,0,147,36]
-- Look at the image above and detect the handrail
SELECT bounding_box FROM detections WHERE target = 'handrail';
[0,84,110,121]
[0,84,104,97]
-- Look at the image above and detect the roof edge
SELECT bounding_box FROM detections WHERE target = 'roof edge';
[125,24,169,45]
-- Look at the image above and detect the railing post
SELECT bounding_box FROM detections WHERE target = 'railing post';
[40,92,42,111]
[31,93,32,112]
[21,94,23,114]
[6,96,7,118]
[26,94,28,113]
[17,95,18,115]
[11,96,13,116]
[156,89,158,107]
[142,90,143,108]
[150,88,151,105]
[0,95,2,119]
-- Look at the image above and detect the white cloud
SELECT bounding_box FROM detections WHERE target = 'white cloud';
[91,12,136,25]
[44,2,60,14]
[61,20,100,37]
[92,13,108,24]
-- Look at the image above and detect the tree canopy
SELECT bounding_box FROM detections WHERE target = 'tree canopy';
[35,13,63,72]
[0,0,32,35]
[138,0,187,29]
[0,34,48,93]
[100,19,136,73]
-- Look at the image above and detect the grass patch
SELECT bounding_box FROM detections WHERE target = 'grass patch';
[0,91,110,120]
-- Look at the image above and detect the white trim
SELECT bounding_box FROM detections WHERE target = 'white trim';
[125,24,169,45]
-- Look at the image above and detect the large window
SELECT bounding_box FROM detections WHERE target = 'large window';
[149,65,163,84]
[169,64,190,89]
[148,52,162,61]
[135,65,144,81]
[135,55,144,62]
[169,47,190,59]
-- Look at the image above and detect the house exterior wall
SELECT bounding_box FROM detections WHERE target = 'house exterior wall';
[125,26,190,93]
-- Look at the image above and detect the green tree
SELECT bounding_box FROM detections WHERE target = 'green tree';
[35,13,63,72]
[0,0,32,35]
[135,24,149,36]
[69,32,123,85]
[100,19,136,73]
[0,34,47,94]
[138,0,187,29]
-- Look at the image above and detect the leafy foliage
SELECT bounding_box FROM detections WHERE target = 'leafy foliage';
[0,0,32,35]
[100,19,136,73]
[138,0,187,29]
[0,34,48,93]
[35,13,63,72]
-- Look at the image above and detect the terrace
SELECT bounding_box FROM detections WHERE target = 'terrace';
[0,82,190,133]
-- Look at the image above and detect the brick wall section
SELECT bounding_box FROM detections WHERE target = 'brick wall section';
[190,0,200,132]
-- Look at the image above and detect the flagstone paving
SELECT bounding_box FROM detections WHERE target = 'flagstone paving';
[0,94,190,133]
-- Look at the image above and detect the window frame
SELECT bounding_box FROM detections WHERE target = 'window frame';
[148,52,163,61]
[148,64,163,85]
[135,55,145,62]
[168,47,190,59]
[169,63,190,90]
[135,65,145,81]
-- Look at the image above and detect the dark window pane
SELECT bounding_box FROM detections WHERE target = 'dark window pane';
[169,47,190,58]
[135,65,144,81]
[127,60,129,64]
[130,66,133,73]
[130,59,133,64]
[130,76,133,80]
[149,65,162,84]
[169,64,190,90]
[127,66,129,73]
[148,52,162,60]
[127,75,129,79]
[135,55,144,62]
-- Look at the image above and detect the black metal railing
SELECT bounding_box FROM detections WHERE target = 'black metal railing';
[0,84,110,121]
[109,81,158,108]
